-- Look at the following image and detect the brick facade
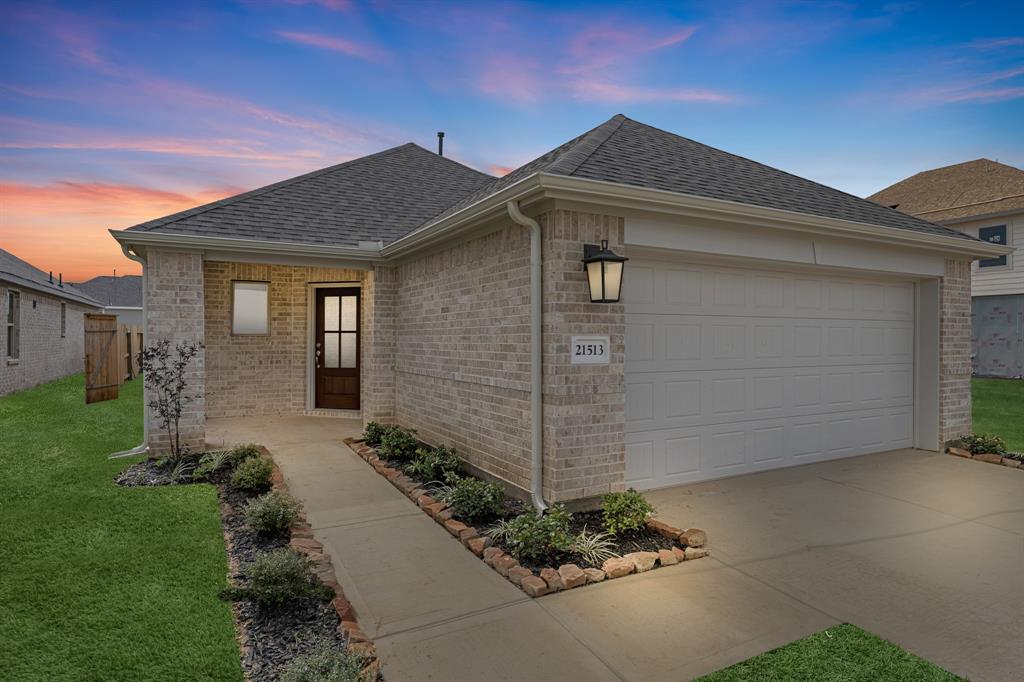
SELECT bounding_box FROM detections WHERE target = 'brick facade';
[939,258,973,444]
[0,285,94,396]
[360,264,397,424]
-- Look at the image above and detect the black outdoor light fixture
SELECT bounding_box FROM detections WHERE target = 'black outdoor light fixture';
[582,240,628,303]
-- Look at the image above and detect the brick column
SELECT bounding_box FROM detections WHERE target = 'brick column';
[540,209,626,503]
[362,264,396,424]
[144,249,206,454]
[938,258,972,444]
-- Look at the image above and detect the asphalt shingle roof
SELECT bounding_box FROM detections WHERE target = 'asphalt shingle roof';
[126,114,974,247]
[0,248,102,307]
[868,158,1024,223]
[74,275,142,307]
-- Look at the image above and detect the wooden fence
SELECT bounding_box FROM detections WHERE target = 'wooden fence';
[85,314,143,404]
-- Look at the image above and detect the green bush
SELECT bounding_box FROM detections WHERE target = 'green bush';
[280,639,370,682]
[602,489,654,535]
[228,443,262,466]
[231,455,274,492]
[958,433,1007,455]
[362,421,388,447]
[194,450,231,480]
[405,445,461,481]
[220,549,333,606]
[244,491,300,535]
[442,474,505,521]
[488,505,572,560]
[377,426,418,461]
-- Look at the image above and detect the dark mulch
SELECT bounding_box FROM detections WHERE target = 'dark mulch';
[114,457,183,486]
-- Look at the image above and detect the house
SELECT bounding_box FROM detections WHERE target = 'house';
[74,275,144,327]
[870,159,1024,378]
[111,115,1010,503]
[0,248,102,396]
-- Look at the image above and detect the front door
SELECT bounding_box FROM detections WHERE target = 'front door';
[315,287,360,409]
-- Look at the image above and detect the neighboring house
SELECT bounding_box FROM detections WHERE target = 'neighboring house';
[112,115,1009,503]
[74,275,144,327]
[870,159,1024,378]
[0,248,102,396]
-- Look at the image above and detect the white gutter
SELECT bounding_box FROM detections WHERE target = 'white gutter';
[109,230,385,261]
[505,200,547,513]
[109,243,149,459]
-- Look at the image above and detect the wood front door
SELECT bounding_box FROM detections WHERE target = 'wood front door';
[314,287,360,410]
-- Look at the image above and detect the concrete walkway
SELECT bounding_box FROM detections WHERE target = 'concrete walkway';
[209,417,1024,682]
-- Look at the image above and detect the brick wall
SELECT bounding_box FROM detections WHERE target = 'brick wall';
[361,264,397,423]
[0,285,93,396]
[203,261,370,419]
[939,258,973,444]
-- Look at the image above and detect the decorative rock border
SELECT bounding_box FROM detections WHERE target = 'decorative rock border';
[343,437,710,598]
[948,446,1023,470]
[263,450,380,679]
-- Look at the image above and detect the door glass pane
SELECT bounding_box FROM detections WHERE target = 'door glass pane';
[324,296,340,331]
[341,333,357,368]
[341,295,357,331]
[324,332,339,368]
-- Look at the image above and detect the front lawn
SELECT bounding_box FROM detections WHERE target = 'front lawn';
[972,377,1024,451]
[698,624,959,681]
[0,374,241,681]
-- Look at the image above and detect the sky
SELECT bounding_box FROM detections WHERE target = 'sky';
[1,0,1022,281]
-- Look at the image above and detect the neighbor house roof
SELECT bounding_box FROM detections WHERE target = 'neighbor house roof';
[74,275,142,308]
[868,158,1024,223]
[0,248,102,307]
[123,114,975,248]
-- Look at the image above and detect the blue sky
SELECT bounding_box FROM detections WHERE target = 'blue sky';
[1,0,1022,278]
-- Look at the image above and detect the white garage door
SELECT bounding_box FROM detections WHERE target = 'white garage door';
[625,258,915,490]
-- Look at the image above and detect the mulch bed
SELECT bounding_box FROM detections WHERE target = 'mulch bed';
[116,452,375,681]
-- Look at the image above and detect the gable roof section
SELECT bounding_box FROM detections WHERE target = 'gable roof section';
[0,249,102,307]
[74,275,142,307]
[125,143,493,246]
[868,159,1024,223]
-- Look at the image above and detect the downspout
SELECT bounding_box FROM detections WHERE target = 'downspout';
[108,243,149,459]
[506,201,547,513]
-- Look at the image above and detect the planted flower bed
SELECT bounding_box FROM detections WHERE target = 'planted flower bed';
[117,445,378,681]
[947,433,1023,470]
[345,423,710,597]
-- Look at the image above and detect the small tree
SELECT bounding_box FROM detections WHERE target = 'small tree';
[139,339,203,460]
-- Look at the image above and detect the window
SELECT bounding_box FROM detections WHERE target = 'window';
[60,302,67,338]
[6,290,19,359]
[232,281,269,335]
[978,225,1008,268]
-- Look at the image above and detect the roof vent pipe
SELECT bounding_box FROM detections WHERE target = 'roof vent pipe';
[58,273,63,288]
[49,271,53,283]
[437,131,444,157]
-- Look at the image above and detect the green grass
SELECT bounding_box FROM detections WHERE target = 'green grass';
[972,377,1024,452]
[0,374,241,681]
[698,624,960,681]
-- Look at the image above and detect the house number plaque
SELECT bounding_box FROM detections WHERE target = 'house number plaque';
[570,335,610,365]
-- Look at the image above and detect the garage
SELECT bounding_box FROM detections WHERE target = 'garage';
[625,257,916,490]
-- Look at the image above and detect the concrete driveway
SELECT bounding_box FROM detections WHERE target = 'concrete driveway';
[209,418,1024,682]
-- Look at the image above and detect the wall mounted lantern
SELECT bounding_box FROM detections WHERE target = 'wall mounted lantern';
[582,240,628,303]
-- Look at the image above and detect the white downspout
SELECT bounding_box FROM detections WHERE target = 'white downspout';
[108,244,149,459]
[506,201,547,513]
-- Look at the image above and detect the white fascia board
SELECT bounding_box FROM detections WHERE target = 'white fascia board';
[109,230,385,262]
[537,173,1015,259]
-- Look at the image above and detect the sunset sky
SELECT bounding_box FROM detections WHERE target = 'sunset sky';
[1,0,1022,281]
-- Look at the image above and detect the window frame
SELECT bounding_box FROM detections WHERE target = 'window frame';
[230,280,271,336]
[6,288,20,361]
[978,225,1009,268]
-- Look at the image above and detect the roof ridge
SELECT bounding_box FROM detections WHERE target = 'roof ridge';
[128,143,418,233]
[546,114,626,176]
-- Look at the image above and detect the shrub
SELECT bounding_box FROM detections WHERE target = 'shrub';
[280,639,370,682]
[441,474,505,521]
[377,426,418,461]
[228,443,262,466]
[194,450,231,480]
[405,445,461,481]
[958,433,1007,455]
[244,491,300,535]
[168,457,196,484]
[488,505,572,561]
[220,549,333,606]
[362,421,388,447]
[231,455,274,492]
[602,489,654,535]
[139,339,203,461]
[570,528,618,565]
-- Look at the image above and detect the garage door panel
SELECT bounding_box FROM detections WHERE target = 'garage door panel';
[625,259,915,491]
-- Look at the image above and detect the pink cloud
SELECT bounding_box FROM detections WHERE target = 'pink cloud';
[562,24,698,75]
[476,55,544,103]
[898,66,1024,105]
[571,81,739,104]
[489,164,514,176]
[284,0,353,11]
[277,31,389,62]
[963,37,1024,50]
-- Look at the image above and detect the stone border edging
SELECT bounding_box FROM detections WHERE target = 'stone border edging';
[948,446,1023,470]
[343,437,711,598]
